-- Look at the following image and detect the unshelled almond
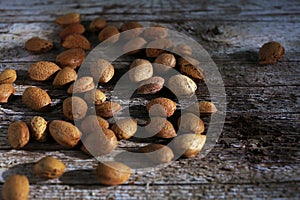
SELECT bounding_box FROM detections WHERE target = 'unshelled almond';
[28,61,61,81]
[96,161,131,185]
[146,97,176,117]
[2,174,29,200]
[0,69,17,84]
[7,121,30,149]
[22,87,51,111]
[34,156,66,179]
[49,120,82,148]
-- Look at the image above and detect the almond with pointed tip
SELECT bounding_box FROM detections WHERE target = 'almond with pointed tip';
[53,67,77,86]
[22,87,51,111]
[28,61,61,81]
[25,37,53,53]
[49,120,82,148]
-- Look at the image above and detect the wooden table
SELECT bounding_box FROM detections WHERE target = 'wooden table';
[0,0,299,199]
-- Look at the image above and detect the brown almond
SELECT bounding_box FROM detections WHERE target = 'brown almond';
[22,87,51,111]
[89,59,115,83]
[173,44,192,56]
[49,120,82,148]
[67,76,95,94]
[173,134,206,158]
[28,116,48,142]
[168,74,197,97]
[178,113,205,134]
[53,67,77,86]
[146,97,176,117]
[0,69,17,84]
[96,161,131,186]
[154,53,176,73]
[2,174,29,200]
[89,17,107,32]
[111,118,138,140]
[137,76,164,94]
[140,143,174,163]
[81,128,118,156]
[80,115,109,135]
[34,156,66,179]
[95,102,122,118]
[25,37,53,53]
[259,41,285,65]
[187,101,217,115]
[7,121,30,149]
[178,57,204,81]
[144,25,168,40]
[62,34,91,50]
[123,37,147,55]
[145,117,176,138]
[28,61,61,81]
[98,25,120,43]
[120,21,144,40]
[63,96,88,121]
[83,89,106,105]
[56,48,86,69]
[59,23,85,39]
[129,59,153,82]
[146,38,173,57]
[0,83,15,103]
[55,12,81,26]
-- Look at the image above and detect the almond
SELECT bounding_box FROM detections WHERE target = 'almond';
[137,76,164,94]
[62,34,91,50]
[80,115,109,135]
[89,17,107,32]
[89,59,115,83]
[0,69,17,84]
[28,116,48,142]
[59,23,85,39]
[146,97,176,117]
[187,101,217,115]
[111,118,138,140]
[173,44,192,56]
[2,174,29,200]
[123,37,147,55]
[52,67,77,86]
[49,120,82,148]
[178,113,205,134]
[154,53,176,73]
[140,143,174,163]
[178,57,204,81]
[145,117,176,138]
[96,161,131,186]
[98,25,120,43]
[0,83,15,103]
[25,37,53,53]
[7,121,30,149]
[56,48,85,69]
[34,156,66,179]
[129,59,153,82]
[259,41,285,65]
[83,89,106,105]
[63,96,88,121]
[55,12,81,27]
[168,74,197,97]
[28,61,61,81]
[67,76,95,94]
[173,134,206,158]
[120,21,144,40]
[22,87,51,111]
[81,128,118,156]
[95,102,122,118]
[145,38,173,57]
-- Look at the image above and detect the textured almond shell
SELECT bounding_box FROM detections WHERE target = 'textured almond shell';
[28,61,61,81]
[2,174,29,200]
[22,87,51,111]
[34,156,66,179]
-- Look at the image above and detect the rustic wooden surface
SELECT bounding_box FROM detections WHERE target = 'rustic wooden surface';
[0,0,300,199]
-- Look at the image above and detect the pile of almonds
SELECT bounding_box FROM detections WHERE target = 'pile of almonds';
[2,11,285,199]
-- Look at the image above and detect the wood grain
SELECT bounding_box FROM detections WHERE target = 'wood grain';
[0,0,299,199]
